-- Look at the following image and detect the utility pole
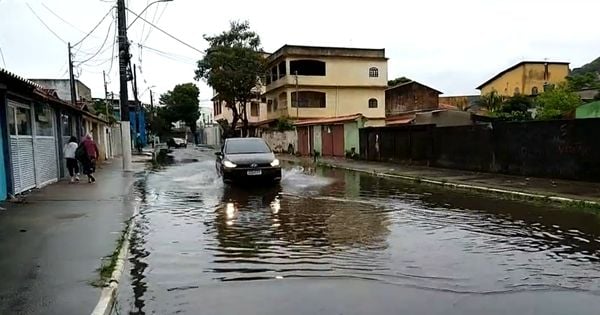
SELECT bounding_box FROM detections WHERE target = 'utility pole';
[102,70,110,119]
[294,71,299,119]
[117,0,132,171]
[149,89,154,148]
[68,43,76,106]
[131,63,140,144]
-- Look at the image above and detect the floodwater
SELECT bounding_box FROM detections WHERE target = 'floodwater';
[116,148,600,315]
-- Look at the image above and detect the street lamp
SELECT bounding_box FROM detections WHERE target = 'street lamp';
[127,0,173,29]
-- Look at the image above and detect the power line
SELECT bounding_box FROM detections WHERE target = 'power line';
[125,7,203,54]
[26,2,67,44]
[107,17,118,76]
[138,43,197,62]
[75,16,114,65]
[72,7,113,47]
[0,47,6,68]
[41,2,87,35]
[141,1,167,45]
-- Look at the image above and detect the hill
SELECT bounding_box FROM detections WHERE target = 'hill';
[572,56,600,76]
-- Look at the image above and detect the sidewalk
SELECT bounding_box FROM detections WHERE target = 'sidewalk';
[279,155,600,205]
[0,157,148,315]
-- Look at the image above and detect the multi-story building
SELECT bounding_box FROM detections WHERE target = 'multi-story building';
[263,45,388,156]
[477,61,570,97]
[212,85,268,136]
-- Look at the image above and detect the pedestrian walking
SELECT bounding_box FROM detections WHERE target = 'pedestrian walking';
[77,133,100,183]
[63,136,80,183]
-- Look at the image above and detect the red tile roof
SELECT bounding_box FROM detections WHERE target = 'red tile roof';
[294,114,363,126]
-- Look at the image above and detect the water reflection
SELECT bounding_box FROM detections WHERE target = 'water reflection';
[119,154,600,315]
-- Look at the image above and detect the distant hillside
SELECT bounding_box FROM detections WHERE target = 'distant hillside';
[572,56,600,76]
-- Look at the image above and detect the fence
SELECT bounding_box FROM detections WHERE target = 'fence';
[360,118,600,181]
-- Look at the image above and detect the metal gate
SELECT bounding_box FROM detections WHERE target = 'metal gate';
[33,104,58,187]
[321,125,345,157]
[8,101,36,193]
[297,127,310,156]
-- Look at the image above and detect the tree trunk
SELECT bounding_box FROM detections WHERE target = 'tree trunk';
[228,99,240,138]
[241,100,249,137]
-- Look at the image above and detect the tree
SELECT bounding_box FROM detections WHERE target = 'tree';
[159,83,200,138]
[477,91,505,112]
[566,72,600,91]
[195,21,264,137]
[147,106,173,138]
[493,94,534,121]
[477,92,534,121]
[535,84,582,120]
[92,99,117,124]
[388,76,411,87]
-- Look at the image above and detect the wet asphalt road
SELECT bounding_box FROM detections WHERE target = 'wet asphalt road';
[116,147,600,315]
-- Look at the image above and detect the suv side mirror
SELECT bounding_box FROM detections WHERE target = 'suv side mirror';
[215,151,223,157]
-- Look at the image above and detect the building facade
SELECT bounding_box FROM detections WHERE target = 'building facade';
[477,61,570,96]
[0,68,109,199]
[263,45,387,124]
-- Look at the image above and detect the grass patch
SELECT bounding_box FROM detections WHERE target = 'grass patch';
[91,218,132,287]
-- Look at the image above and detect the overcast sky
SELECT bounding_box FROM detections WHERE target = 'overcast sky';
[1,0,599,108]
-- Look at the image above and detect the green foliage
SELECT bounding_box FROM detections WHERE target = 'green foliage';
[216,118,231,138]
[477,92,533,121]
[92,100,117,124]
[195,21,264,137]
[477,91,505,112]
[535,84,582,120]
[571,56,600,76]
[388,76,412,87]
[159,83,200,133]
[275,117,294,131]
[147,106,172,137]
[566,72,600,91]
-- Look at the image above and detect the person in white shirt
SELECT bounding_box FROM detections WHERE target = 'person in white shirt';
[63,136,80,183]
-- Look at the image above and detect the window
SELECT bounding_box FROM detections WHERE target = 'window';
[213,101,222,115]
[12,106,32,136]
[278,92,287,109]
[369,67,379,78]
[224,138,271,154]
[531,86,539,95]
[271,67,278,82]
[61,113,70,137]
[368,98,378,108]
[267,99,273,112]
[8,106,16,136]
[290,60,326,76]
[35,104,54,136]
[250,102,259,116]
[260,97,266,103]
[273,98,278,111]
[291,91,326,108]
[514,87,520,95]
[265,72,272,85]
[278,61,286,79]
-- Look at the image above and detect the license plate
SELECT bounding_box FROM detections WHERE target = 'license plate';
[247,170,262,176]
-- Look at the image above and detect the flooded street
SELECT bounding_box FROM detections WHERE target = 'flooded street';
[117,148,600,315]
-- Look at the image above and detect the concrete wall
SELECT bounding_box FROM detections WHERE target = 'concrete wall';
[266,87,385,120]
[312,126,322,154]
[414,110,474,127]
[31,79,92,102]
[266,57,387,90]
[262,130,297,153]
[360,119,600,181]
[344,122,360,153]
[480,63,570,96]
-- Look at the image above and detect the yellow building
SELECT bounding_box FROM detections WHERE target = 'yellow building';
[263,45,388,125]
[477,61,570,96]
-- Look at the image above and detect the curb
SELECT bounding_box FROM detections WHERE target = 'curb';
[283,157,600,207]
[90,173,146,315]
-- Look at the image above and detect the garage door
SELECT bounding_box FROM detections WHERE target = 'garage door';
[297,127,310,156]
[321,125,345,157]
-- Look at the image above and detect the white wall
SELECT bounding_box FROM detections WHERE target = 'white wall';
[262,130,297,153]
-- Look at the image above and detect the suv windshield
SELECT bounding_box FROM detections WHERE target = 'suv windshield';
[225,139,271,154]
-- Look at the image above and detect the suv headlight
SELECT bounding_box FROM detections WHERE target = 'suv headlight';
[223,160,237,168]
[270,159,280,167]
